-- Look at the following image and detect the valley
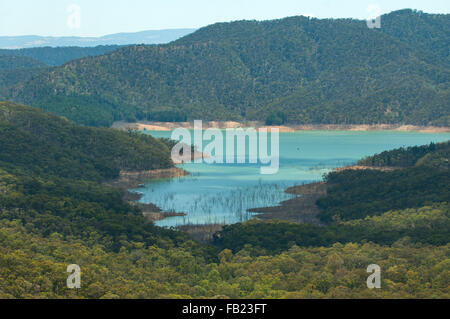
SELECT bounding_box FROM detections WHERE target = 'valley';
[0,7,449,301]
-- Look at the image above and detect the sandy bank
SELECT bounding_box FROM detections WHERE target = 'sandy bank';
[108,167,189,190]
[106,167,189,223]
[112,121,450,133]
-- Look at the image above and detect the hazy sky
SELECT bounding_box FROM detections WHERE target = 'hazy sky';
[1,0,449,37]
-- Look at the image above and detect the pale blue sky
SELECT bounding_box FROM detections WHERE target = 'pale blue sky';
[0,0,449,37]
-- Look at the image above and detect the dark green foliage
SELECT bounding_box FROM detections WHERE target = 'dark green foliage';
[216,140,450,254]
[0,102,187,251]
[265,112,287,125]
[317,142,450,222]
[0,54,49,100]
[8,10,450,127]
[0,67,48,100]
[146,107,188,122]
[0,45,122,66]
[0,168,191,252]
[358,141,449,169]
[32,95,139,127]
[0,102,449,298]
[214,204,450,254]
[0,102,173,180]
[0,55,47,70]
[317,167,449,222]
[377,9,450,67]
[215,221,334,254]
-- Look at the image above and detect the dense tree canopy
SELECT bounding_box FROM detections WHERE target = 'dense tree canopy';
[1,219,449,299]
[0,102,188,251]
[6,9,450,127]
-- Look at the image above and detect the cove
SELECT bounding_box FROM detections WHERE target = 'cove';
[130,130,450,227]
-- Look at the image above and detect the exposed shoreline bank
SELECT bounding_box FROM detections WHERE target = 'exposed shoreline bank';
[112,121,450,133]
[107,167,189,222]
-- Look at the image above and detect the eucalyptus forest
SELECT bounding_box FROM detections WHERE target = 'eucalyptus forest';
[0,8,449,300]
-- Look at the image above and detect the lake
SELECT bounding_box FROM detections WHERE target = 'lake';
[131,130,450,227]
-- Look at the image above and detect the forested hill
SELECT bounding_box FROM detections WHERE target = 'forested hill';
[0,29,196,50]
[0,46,125,105]
[9,9,450,127]
[0,55,47,70]
[0,103,449,298]
[216,141,450,253]
[0,45,122,66]
[0,102,173,181]
[0,102,185,254]
[317,141,450,222]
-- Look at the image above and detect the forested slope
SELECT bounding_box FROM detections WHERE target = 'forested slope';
[0,103,449,298]
[318,142,449,222]
[9,9,450,127]
[2,220,448,298]
[358,141,449,169]
[0,102,173,180]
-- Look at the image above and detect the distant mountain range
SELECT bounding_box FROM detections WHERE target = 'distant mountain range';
[4,9,450,127]
[0,29,197,49]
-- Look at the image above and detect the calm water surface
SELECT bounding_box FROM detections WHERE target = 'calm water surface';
[130,130,450,227]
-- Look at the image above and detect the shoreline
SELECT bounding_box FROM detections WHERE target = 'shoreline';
[108,167,189,190]
[247,164,401,223]
[112,121,450,133]
[248,182,327,225]
[107,167,189,222]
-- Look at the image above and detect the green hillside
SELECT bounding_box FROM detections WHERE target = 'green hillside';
[8,9,450,127]
[358,141,450,169]
[0,102,190,253]
[0,103,449,298]
[216,141,450,253]
[0,67,47,101]
[0,54,49,101]
[0,45,122,66]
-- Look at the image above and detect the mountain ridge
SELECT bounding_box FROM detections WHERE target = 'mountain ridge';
[7,9,450,127]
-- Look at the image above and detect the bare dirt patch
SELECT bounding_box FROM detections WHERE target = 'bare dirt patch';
[112,121,450,133]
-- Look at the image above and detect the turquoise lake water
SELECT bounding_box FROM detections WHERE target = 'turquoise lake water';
[131,130,450,227]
